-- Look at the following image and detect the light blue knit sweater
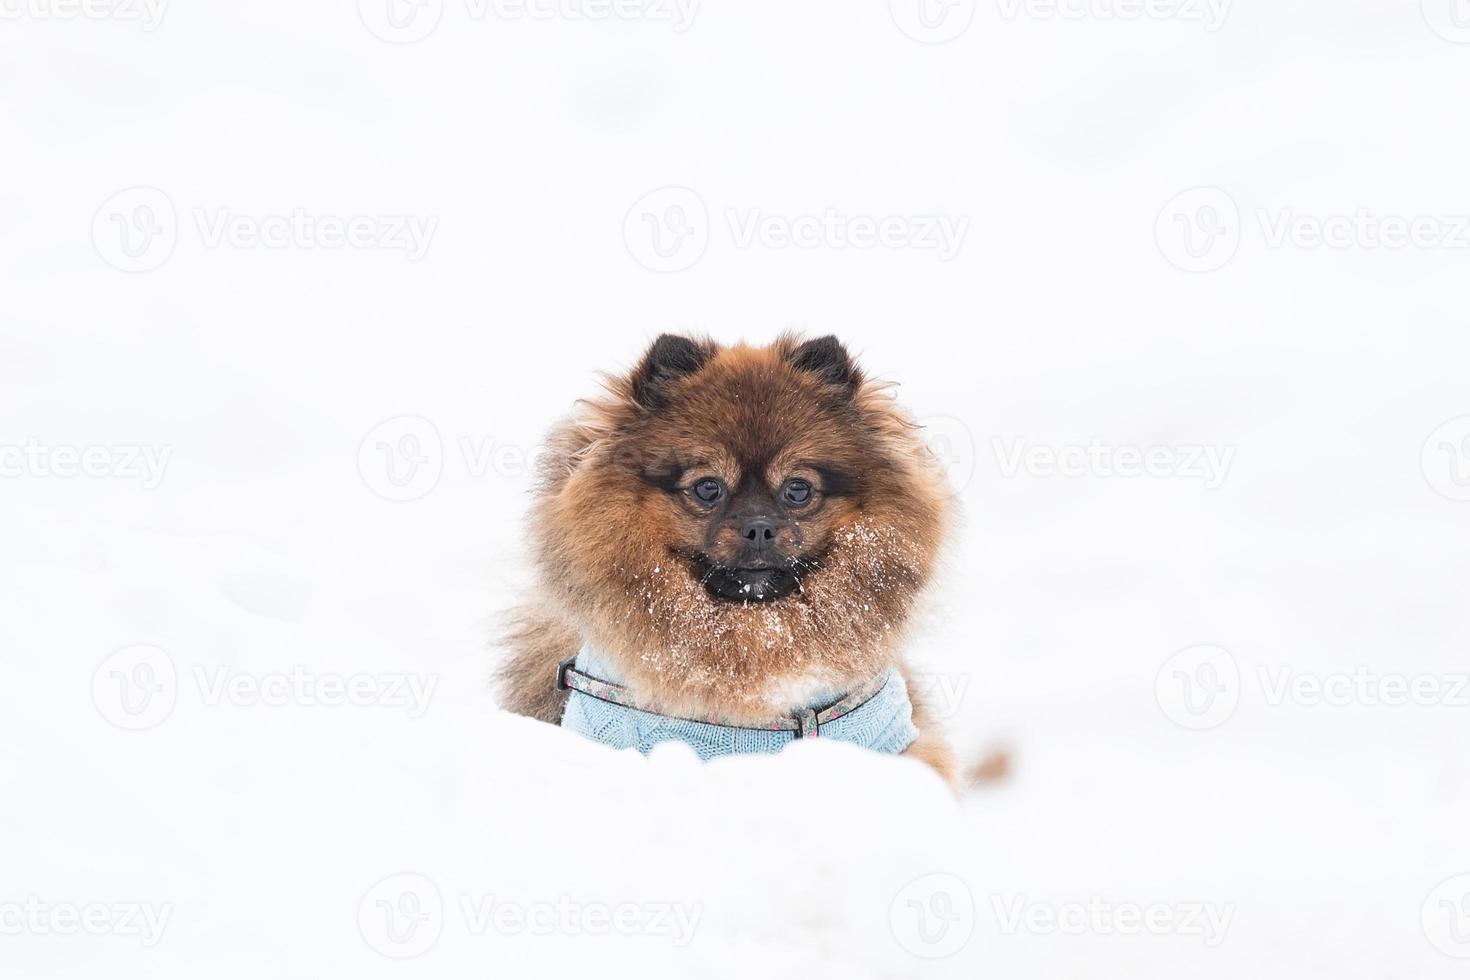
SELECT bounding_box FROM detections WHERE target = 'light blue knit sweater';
[559,646,919,761]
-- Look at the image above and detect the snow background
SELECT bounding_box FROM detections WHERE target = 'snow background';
[4,0,1470,976]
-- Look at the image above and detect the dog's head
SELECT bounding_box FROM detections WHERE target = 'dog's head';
[628,333,890,603]
[531,333,952,701]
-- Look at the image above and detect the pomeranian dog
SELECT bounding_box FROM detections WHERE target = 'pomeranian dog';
[497,333,956,782]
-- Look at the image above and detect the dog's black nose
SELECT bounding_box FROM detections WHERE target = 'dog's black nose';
[740,517,777,548]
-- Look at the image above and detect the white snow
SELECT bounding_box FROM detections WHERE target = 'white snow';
[4,1,1470,976]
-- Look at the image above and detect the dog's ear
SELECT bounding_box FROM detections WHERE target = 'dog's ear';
[629,334,713,410]
[787,335,861,394]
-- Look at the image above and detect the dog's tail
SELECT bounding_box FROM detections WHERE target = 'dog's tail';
[964,746,1012,788]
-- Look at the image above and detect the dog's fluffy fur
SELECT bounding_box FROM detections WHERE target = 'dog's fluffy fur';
[497,333,956,781]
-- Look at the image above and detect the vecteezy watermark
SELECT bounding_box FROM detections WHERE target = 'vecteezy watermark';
[623,187,970,272]
[890,875,1232,958]
[1256,209,1470,251]
[991,895,1234,946]
[1257,666,1470,710]
[918,415,979,496]
[889,0,976,43]
[458,895,701,946]
[193,209,436,260]
[482,0,697,29]
[0,0,167,29]
[1154,644,1240,731]
[992,437,1235,489]
[358,413,980,503]
[1157,186,1470,272]
[1423,874,1470,958]
[623,187,709,273]
[1155,186,1240,273]
[357,415,570,501]
[192,666,438,718]
[357,0,444,43]
[1422,416,1470,502]
[92,645,439,730]
[92,186,437,272]
[1421,0,1470,44]
[357,0,697,44]
[907,673,972,721]
[359,874,443,959]
[92,644,178,731]
[726,209,969,261]
[92,186,178,273]
[996,0,1231,32]
[0,438,172,489]
[357,414,790,501]
[357,873,702,958]
[1156,646,1470,730]
[889,873,976,959]
[358,416,445,502]
[0,897,173,947]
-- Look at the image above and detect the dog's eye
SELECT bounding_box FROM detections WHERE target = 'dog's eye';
[782,478,813,506]
[691,478,724,504]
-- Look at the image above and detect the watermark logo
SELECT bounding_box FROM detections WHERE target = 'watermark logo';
[94,647,438,727]
[992,895,1233,946]
[908,673,972,721]
[726,208,968,261]
[1258,667,1470,709]
[193,208,436,259]
[0,439,172,489]
[92,188,437,272]
[624,186,709,273]
[359,873,444,958]
[1422,416,1470,502]
[357,0,444,42]
[1158,654,1470,729]
[358,0,697,41]
[1257,209,1470,251]
[193,666,437,718]
[1421,0,1470,43]
[483,0,698,29]
[1155,186,1240,273]
[623,188,969,271]
[358,416,445,502]
[889,0,975,43]
[92,644,178,731]
[355,418,575,500]
[92,186,177,273]
[1155,644,1239,730]
[996,0,1230,31]
[889,872,975,959]
[1423,874,1470,958]
[992,437,1234,488]
[1159,187,1470,271]
[918,414,978,495]
[0,897,173,946]
[358,875,700,955]
[458,895,701,945]
[891,876,1231,953]
[0,0,168,30]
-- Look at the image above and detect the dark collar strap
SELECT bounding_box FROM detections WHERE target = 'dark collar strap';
[556,656,888,739]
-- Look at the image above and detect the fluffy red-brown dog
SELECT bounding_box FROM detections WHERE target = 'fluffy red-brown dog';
[497,333,956,780]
